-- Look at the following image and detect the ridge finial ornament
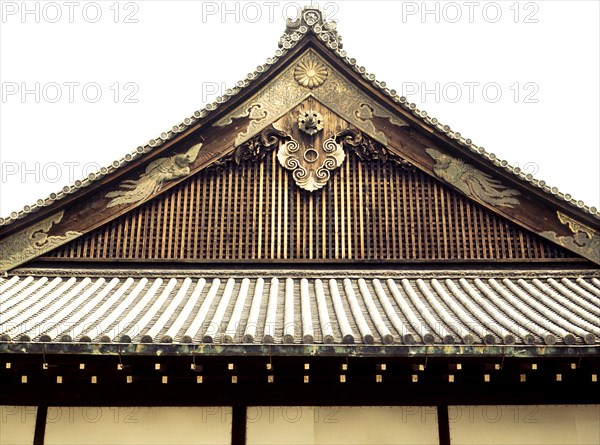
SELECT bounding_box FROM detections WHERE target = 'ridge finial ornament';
[280,7,342,49]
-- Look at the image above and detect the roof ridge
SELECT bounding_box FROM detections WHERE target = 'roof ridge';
[1,6,597,227]
[7,267,600,279]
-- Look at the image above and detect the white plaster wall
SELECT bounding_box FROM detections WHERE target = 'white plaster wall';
[246,406,439,445]
[0,406,37,445]
[449,405,600,445]
[44,407,232,445]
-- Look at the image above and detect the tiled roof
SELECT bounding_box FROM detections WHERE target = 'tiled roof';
[1,270,598,348]
[1,8,597,228]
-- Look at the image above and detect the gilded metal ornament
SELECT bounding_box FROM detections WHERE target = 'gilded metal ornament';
[541,212,600,264]
[556,211,597,240]
[105,143,204,208]
[294,60,328,89]
[426,148,521,208]
[214,50,408,147]
[277,137,346,192]
[298,110,324,135]
[0,211,81,271]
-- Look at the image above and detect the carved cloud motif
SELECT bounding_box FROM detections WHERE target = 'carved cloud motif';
[0,211,81,271]
[105,143,203,208]
[426,148,521,208]
[541,212,600,263]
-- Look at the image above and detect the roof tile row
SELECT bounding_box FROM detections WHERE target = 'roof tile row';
[1,273,598,347]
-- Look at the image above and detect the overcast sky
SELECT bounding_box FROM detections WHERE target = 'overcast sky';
[1,0,598,219]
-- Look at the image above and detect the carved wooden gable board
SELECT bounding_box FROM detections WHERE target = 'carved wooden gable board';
[0,8,598,271]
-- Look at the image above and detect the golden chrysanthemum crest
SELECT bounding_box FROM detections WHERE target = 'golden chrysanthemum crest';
[294,60,328,89]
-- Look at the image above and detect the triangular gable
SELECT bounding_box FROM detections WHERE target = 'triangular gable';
[43,146,578,263]
[1,8,598,271]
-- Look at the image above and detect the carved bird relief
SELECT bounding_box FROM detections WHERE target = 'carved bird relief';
[426,148,521,208]
[106,143,203,208]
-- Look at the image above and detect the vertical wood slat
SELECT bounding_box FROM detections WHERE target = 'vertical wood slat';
[45,151,575,262]
[284,170,289,260]
[380,163,389,259]
[333,169,339,259]
[160,192,169,259]
[257,163,264,259]
[250,165,257,260]
[190,176,197,259]
[269,153,276,260]
[199,174,208,259]
[88,221,97,258]
[296,190,301,260]
[235,166,242,259]
[358,157,365,258]
[109,220,118,259]
[169,186,177,258]
[421,168,430,259]
[223,168,231,260]
[206,174,215,259]
[338,166,344,259]
[392,168,402,259]
[383,163,392,259]
[350,159,358,259]
[308,195,313,260]
[465,203,474,259]
[277,163,283,259]
[183,174,192,259]
[148,198,156,259]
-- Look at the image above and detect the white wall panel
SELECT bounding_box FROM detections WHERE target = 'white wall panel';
[0,406,37,445]
[44,407,231,445]
[449,405,600,445]
[247,406,439,445]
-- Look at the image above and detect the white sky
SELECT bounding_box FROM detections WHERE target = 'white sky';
[1,0,599,219]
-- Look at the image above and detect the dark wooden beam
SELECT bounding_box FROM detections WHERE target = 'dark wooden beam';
[437,405,450,445]
[232,405,247,445]
[33,405,47,445]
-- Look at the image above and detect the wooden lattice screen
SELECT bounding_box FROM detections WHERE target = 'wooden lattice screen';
[44,152,576,262]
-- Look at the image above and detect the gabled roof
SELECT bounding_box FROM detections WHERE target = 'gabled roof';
[0,8,598,230]
[1,8,599,366]
[0,7,599,270]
